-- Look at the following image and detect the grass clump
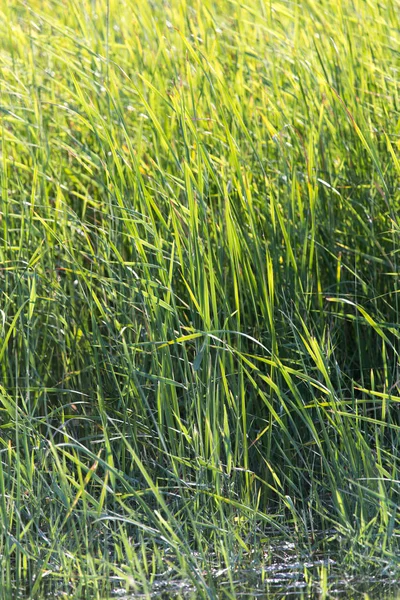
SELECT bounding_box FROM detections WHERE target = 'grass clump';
[0,0,400,597]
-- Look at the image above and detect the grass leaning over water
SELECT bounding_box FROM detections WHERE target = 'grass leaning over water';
[0,0,400,597]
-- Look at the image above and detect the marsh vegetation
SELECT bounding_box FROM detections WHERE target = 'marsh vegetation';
[0,0,399,597]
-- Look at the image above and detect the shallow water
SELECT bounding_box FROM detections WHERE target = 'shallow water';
[5,542,400,599]
[108,552,400,599]
[110,575,400,599]
[5,574,400,600]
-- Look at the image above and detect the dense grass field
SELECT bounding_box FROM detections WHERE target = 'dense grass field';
[0,0,400,597]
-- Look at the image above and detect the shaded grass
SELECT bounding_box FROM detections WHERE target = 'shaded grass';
[0,0,400,596]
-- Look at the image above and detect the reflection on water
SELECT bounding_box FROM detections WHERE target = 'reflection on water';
[111,574,400,599]
[110,575,400,600]
[110,548,400,599]
[4,541,400,599]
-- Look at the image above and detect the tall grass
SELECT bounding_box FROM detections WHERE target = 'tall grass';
[0,0,399,596]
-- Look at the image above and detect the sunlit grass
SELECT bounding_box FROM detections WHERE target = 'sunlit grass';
[0,0,399,597]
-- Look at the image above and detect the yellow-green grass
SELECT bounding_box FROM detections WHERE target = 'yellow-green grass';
[0,0,399,597]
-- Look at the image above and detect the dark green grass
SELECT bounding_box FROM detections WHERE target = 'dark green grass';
[0,0,400,597]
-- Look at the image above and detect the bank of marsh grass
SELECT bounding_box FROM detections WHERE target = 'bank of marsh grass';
[0,0,400,597]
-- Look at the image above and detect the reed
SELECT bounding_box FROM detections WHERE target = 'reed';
[0,0,399,597]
